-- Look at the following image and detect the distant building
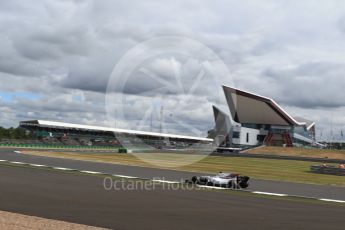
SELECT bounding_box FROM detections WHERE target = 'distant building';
[211,86,321,148]
[19,85,322,151]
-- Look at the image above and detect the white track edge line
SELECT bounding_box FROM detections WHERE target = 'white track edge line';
[53,167,73,171]
[79,170,102,174]
[319,198,345,203]
[113,174,139,179]
[252,191,288,197]
[152,179,180,184]
[10,161,26,165]
[29,164,46,167]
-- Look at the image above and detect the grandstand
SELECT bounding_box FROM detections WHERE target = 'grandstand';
[18,120,213,150]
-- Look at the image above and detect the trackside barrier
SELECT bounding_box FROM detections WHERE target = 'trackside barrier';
[311,165,345,176]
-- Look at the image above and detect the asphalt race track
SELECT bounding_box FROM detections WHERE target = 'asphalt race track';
[0,164,344,230]
[0,149,345,201]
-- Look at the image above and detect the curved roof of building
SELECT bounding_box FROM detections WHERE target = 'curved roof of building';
[223,85,310,127]
[293,117,316,130]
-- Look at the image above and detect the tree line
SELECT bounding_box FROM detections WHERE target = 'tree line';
[0,127,33,140]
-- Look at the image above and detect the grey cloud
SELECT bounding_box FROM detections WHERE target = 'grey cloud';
[263,62,345,108]
[337,16,345,34]
[1,0,345,140]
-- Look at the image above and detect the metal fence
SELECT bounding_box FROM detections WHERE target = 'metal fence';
[310,165,345,176]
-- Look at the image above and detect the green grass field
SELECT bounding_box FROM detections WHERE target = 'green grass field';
[22,150,345,186]
[245,146,345,160]
[182,156,345,186]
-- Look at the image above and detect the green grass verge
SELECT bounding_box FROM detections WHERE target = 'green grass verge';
[181,156,345,186]
[246,146,345,160]
[21,150,345,186]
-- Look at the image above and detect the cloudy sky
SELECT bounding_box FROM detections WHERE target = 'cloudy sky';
[1,0,345,141]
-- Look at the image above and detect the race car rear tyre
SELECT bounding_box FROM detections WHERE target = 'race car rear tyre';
[239,182,249,189]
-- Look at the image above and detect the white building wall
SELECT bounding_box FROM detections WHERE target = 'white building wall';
[240,127,260,146]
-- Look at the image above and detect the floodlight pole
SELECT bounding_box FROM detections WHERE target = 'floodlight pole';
[114,108,117,128]
[329,112,333,149]
[160,106,163,134]
[150,113,152,132]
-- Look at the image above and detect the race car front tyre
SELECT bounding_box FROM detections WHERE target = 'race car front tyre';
[227,181,233,188]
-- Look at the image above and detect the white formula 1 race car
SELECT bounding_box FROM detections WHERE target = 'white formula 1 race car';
[186,172,250,189]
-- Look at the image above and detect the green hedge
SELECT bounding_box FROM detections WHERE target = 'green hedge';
[118,148,127,153]
[0,143,120,150]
